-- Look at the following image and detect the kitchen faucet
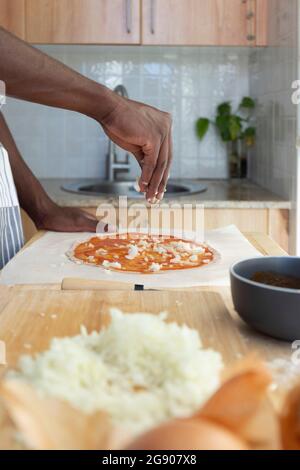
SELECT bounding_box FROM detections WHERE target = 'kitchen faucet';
[106,84,131,182]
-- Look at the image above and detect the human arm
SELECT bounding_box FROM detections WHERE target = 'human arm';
[0,112,111,232]
[0,27,172,201]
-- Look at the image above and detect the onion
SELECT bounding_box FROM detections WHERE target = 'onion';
[127,417,248,450]
[281,384,300,450]
[128,357,280,451]
[199,358,280,449]
[1,356,282,451]
[0,380,113,450]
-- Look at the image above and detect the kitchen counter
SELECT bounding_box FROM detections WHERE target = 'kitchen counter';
[0,232,292,449]
[0,233,291,429]
[40,178,291,210]
[0,232,290,365]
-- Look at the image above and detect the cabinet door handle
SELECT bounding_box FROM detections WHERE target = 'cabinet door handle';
[150,0,156,34]
[246,0,256,43]
[125,0,132,34]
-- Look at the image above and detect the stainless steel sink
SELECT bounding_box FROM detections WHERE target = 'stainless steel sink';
[62,179,207,198]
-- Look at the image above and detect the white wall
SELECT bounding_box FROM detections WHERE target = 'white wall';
[249,0,298,200]
[3,45,249,180]
[296,0,300,255]
[249,0,298,253]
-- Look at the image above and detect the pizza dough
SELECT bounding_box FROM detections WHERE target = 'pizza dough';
[67,233,216,274]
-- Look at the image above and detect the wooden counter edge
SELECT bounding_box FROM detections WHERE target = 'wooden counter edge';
[22,230,288,256]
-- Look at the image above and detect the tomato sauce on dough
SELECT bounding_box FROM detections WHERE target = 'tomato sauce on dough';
[72,233,215,274]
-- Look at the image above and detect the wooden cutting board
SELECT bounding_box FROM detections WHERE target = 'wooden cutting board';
[0,289,248,449]
[0,290,247,371]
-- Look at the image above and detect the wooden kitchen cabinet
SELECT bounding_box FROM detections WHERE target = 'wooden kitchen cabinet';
[21,206,290,252]
[1,0,267,46]
[21,209,36,243]
[0,0,25,39]
[142,0,267,46]
[255,0,268,46]
[81,207,290,252]
[25,0,140,44]
[204,208,289,253]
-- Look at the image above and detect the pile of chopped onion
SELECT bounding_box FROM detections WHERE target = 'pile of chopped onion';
[9,309,223,435]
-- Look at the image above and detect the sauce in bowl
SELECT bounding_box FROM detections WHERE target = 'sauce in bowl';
[251,271,300,290]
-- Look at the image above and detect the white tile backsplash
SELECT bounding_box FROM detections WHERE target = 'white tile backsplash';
[249,0,298,200]
[3,45,249,180]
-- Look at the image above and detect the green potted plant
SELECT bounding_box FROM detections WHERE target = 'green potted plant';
[196,97,256,179]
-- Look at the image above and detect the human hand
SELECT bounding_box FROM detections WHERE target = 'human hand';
[35,205,115,233]
[99,96,172,203]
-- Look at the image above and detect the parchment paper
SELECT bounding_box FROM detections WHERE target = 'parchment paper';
[0,225,261,287]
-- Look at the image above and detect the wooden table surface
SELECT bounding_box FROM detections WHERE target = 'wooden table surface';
[0,231,291,362]
[0,231,293,449]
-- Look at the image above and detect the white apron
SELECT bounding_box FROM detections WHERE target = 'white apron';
[0,143,24,269]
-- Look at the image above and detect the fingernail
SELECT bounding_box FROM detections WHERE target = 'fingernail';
[143,181,149,186]
[134,178,141,193]
[148,197,157,205]
[104,224,117,233]
[157,192,164,201]
[96,221,117,234]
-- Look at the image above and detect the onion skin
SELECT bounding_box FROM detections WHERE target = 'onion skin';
[200,367,272,431]
[198,366,280,450]
[127,360,279,451]
[127,418,248,451]
[281,384,300,450]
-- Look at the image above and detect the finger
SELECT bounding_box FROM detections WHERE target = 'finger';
[76,214,115,234]
[133,151,145,179]
[83,212,99,222]
[127,151,144,194]
[96,221,117,233]
[157,131,173,201]
[146,136,168,202]
[76,215,98,233]
[139,142,160,193]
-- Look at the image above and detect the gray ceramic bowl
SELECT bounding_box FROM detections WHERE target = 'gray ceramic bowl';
[230,257,300,341]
